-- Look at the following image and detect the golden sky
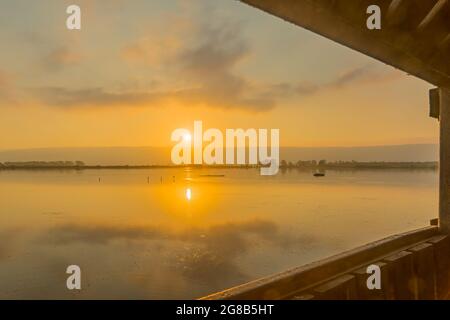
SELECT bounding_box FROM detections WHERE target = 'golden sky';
[0,0,439,150]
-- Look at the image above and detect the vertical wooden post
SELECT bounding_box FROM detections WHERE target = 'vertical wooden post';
[439,88,450,233]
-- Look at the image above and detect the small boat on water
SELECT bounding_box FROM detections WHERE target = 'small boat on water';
[313,172,325,177]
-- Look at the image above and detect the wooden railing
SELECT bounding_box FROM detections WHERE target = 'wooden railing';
[202,225,449,300]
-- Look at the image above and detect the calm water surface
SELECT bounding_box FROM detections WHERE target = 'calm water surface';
[0,168,438,299]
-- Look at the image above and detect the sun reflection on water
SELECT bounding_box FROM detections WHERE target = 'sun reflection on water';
[186,188,192,201]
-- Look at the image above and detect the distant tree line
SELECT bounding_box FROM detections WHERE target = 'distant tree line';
[0,160,437,170]
[0,161,85,168]
[279,160,437,169]
[280,160,327,168]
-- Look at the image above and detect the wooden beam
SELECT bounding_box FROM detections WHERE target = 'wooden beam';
[239,0,450,90]
[430,88,440,119]
[439,88,450,233]
[387,0,404,20]
[439,32,450,48]
[417,0,448,31]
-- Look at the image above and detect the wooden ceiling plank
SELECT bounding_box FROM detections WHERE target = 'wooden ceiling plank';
[417,0,448,31]
[240,0,450,89]
[387,0,404,20]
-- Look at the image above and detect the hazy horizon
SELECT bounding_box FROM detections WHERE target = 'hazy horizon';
[0,143,439,165]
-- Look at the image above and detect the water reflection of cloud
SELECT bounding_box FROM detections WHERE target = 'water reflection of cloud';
[42,224,167,245]
[41,219,310,246]
[40,219,314,288]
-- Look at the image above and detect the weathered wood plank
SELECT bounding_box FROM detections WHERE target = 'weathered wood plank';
[407,242,437,299]
[426,235,450,299]
[313,274,357,300]
[382,251,415,299]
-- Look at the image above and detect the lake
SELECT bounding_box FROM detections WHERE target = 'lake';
[0,168,438,299]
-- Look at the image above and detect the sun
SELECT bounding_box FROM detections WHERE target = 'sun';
[183,133,192,142]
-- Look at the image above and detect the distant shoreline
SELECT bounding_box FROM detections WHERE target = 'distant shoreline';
[0,144,438,165]
[0,162,438,171]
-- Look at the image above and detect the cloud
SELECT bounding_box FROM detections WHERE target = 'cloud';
[326,65,401,89]
[27,9,402,112]
[119,14,403,112]
[121,32,183,66]
[31,20,275,110]
[42,46,83,71]
[31,65,398,111]
[0,70,19,105]
[330,66,372,88]
[263,65,401,99]
[32,18,277,111]
[32,87,162,108]
[29,64,400,110]
[0,70,10,87]
[171,21,276,111]
[123,19,276,112]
